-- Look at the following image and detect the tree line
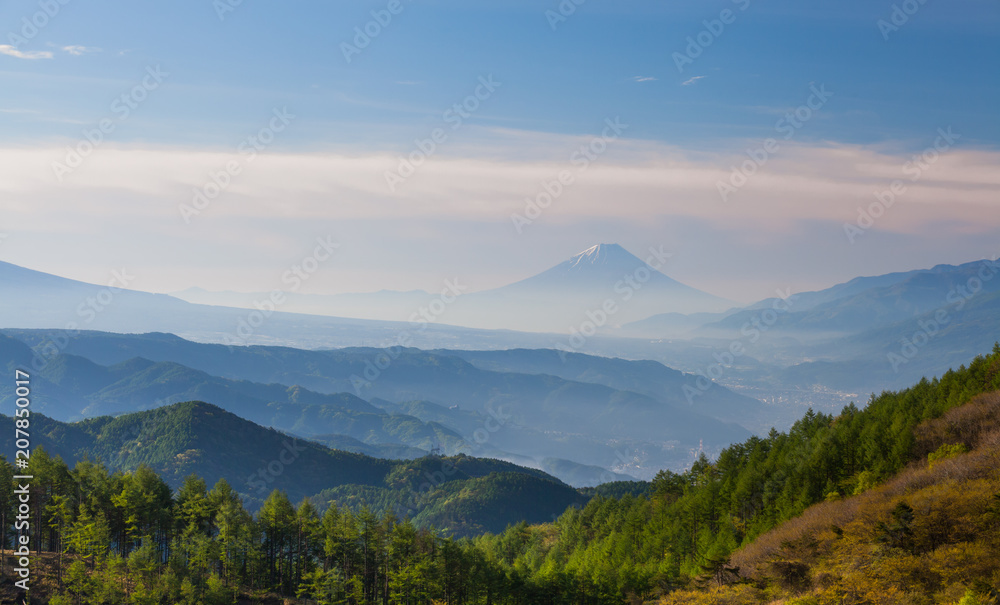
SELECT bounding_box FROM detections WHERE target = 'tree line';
[1,344,998,604]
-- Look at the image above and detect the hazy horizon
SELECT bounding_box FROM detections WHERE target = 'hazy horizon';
[4,243,998,309]
[1,0,998,302]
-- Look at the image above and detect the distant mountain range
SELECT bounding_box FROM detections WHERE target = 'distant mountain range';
[622,257,1000,394]
[173,286,435,324]
[0,329,757,482]
[435,347,761,428]
[0,259,550,351]
[2,250,999,462]
[624,258,1000,340]
[172,244,734,333]
[706,259,1000,335]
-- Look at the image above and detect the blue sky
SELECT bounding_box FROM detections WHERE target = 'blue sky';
[1,0,998,303]
[3,0,998,148]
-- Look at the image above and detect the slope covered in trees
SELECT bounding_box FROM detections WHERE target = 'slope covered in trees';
[475,345,1000,603]
[0,401,582,533]
[662,390,1000,604]
[1,346,998,604]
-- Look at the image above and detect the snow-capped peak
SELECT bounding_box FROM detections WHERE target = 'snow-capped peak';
[569,243,628,268]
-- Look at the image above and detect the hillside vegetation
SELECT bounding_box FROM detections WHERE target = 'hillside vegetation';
[0,401,581,535]
[0,346,998,604]
[662,391,1000,604]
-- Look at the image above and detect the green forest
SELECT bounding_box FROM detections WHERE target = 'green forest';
[2,345,1000,604]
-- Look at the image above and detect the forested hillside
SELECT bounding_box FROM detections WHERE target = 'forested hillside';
[1,345,998,604]
[473,345,1000,604]
[0,401,582,535]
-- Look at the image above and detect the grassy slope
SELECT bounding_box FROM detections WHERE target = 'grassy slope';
[660,391,1000,605]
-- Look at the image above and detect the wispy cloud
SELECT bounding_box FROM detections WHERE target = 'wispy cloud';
[682,75,707,86]
[1,138,997,300]
[61,45,101,56]
[2,139,996,231]
[0,45,53,60]
[632,76,657,83]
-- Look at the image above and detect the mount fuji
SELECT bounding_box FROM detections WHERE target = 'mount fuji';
[168,244,734,333]
[443,244,735,332]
